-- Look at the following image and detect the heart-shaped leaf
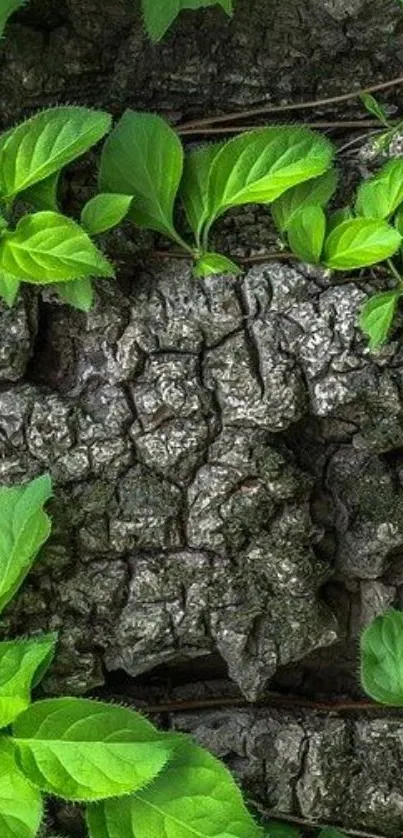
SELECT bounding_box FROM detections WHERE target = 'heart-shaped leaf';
[359,290,400,349]
[271,168,337,233]
[86,734,261,838]
[287,205,326,264]
[355,159,403,220]
[99,110,184,243]
[0,212,114,282]
[142,0,234,42]
[323,218,401,269]
[0,475,52,614]
[0,634,57,728]
[0,107,111,199]
[12,698,172,801]
[81,194,133,235]
[0,738,43,838]
[360,609,403,705]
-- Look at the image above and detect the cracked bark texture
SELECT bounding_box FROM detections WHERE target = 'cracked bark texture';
[2,0,403,834]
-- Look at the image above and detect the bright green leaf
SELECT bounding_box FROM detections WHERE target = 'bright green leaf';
[0,738,43,838]
[81,194,133,235]
[86,734,261,838]
[359,290,400,349]
[0,271,20,306]
[0,107,111,199]
[0,212,114,282]
[53,277,94,312]
[99,110,184,242]
[142,0,234,41]
[355,159,403,220]
[20,171,60,212]
[271,168,338,233]
[180,142,224,244]
[287,205,326,264]
[0,475,52,614]
[359,93,391,128]
[360,609,403,705]
[323,218,401,270]
[193,251,242,276]
[203,126,334,234]
[13,697,172,802]
[0,634,57,728]
[0,0,27,38]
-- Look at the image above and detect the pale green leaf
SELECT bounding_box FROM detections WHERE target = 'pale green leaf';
[271,168,338,233]
[13,697,172,802]
[287,205,326,264]
[359,290,400,349]
[323,218,401,270]
[0,107,111,199]
[355,159,403,219]
[0,271,20,306]
[53,277,94,312]
[142,0,234,42]
[99,110,183,241]
[0,738,43,838]
[20,171,60,212]
[360,609,403,705]
[86,734,261,838]
[204,126,334,233]
[180,142,224,244]
[193,252,242,276]
[0,212,114,282]
[0,634,57,728]
[0,0,27,38]
[0,475,52,614]
[359,93,391,128]
[81,194,133,235]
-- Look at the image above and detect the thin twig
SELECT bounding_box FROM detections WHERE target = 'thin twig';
[150,249,294,264]
[178,74,403,130]
[178,119,381,136]
[252,803,385,838]
[337,129,383,154]
[139,693,396,715]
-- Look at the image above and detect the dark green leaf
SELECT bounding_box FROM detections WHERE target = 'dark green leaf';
[355,159,403,219]
[394,204,403,236]
[99,110,183,242]
[359,290,400,349]
[0,212,114,282]
[20,171,60,212]
[271,169,338,233]
[0,0,27,38]
[323,218,401,269]
[0,271,20,306]
[180,142,224,244]
[81,194,133,235]
[264,820,300,837]
[360,609,403,705]
[318,829,348,837]
[287,206,326,264]
[326,207,353,233]
[359,93,391,128]
[0,738,43,838]
[53,277,94,312]
[142,0,234,41]
[0,634,57,727]
[193,251,242,276]
[0,107,111,199]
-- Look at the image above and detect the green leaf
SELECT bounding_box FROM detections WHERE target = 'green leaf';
[0,738,43,838]
[20,171,60,212]
[287,205,326,264]
[180,142,224,244]
[0,212,114,282]
[394,204,403,236]
[142,0,234,41]
[359,290,400,349]
[81,194,133,235]
[204,125,334,234]
[99,110,184,242]
[193,252,242,276]
[326,207,353,233]
[0,0,27,38]
[355,159,403,220]
[0,475,52,614]
[53,277,94,312]
[0,271,20,306]
[318,830,348,838]
[323,218,401,270]
[271,169,338,233]
[359,92,391,128]
[264,821,300,837]
[0,107,112,199]
[360,609,403,705]
[12,697,172,802]
[0,634,57,728]
[86,734,261,838]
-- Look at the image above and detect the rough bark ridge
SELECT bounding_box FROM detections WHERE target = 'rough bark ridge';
[2,0,403,835]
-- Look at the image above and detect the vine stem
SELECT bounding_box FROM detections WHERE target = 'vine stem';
[387,258,403,287]
[178,73,403,131]
[178,119,381,136]
[250,803,385,838]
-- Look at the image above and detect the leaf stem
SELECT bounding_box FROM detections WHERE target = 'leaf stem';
[386,258,403,288]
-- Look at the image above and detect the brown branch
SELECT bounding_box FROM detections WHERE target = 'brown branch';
[178,74,403,130]
[178,119,381,136]
[251,803,385,838]
[141,693,397,715]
